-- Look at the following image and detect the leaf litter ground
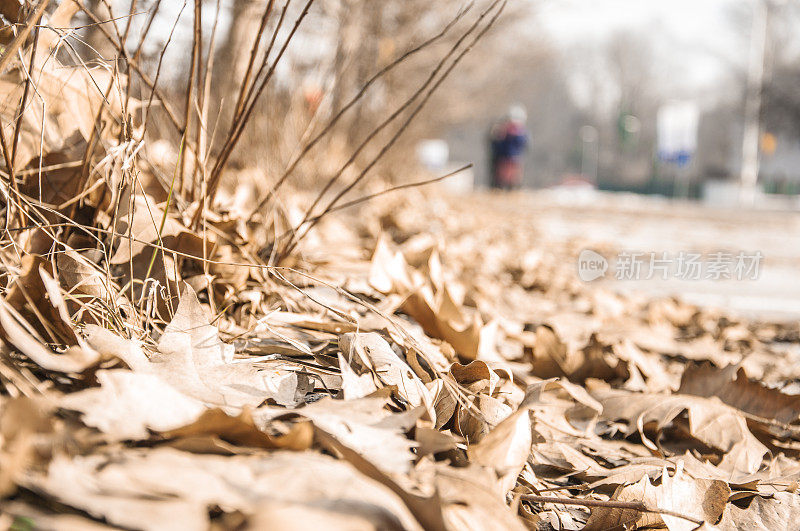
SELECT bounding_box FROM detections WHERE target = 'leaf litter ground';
[2,13,800,529]
[3,185,800,530]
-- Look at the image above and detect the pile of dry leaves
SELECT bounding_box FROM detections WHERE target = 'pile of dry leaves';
[1,3,800,531]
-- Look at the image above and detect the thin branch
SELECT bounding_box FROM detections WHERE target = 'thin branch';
[0,119,13,178]
[281,0,505,258]
[253,2,474,213]
[197,0,222,176]
[521,494,705,526]
[285,0,502,255]
[192,0,316,228]
[232,0,290,126]
[75,0,184,133]
[179,0,202,196]
[267,165,472,251]
[11,23,41,170]
[143,2,187,132]
[327,164,473,214]
[133,0,163,64]
[232,0,277,122]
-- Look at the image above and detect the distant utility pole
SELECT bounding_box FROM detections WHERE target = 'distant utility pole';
[580,125,598,184]
[740,0,782,206]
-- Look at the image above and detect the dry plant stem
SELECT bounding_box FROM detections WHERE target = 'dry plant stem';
[196,0,221,185]
[281,1,505,258]
[0,119,21,224]
[204,0,289,195]
[0,0,51,75]
[101,0,124,45]
[143,2,186,131]
[193,0,316,228]
[271,164,473,245]
[284,0,503,255]
[120,0,138,44]
[11,25,40,170]
[71,75,118,242]
[325,164,473,215]
[121,0,143,133]
[253,2,474,214]
[231,0,288,126]
[7,24,42,228]
[180,0,202,197]
[521,494,705,526]
[0,117,24,234]
[233,0,277,122]
[76,0,183,133]
[191,0,211,202]
[0,119,13,178]
[132,0,163,65]
[196,0,296,214]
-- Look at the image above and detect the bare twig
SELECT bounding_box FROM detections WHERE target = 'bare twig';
[0,119,13,178]
[231,0,289,126]
[232,0,277,122]
[253,2,474,214]
[75,0,184,133]
[280,0,505,258]
[521,494,705,526]
[283,164,473,239]
[282,0,503,258]
[192,0,316,228]
[11,24,41,171]
[132,0,163,65]
[197,0,222,177]
[143,2,187,131]
[179,0,202,197]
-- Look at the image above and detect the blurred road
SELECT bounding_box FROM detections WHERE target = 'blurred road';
[493,189,800,321]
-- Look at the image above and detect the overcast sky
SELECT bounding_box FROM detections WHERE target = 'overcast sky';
[537,0,751,99]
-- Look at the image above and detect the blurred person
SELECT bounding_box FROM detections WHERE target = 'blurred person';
[489,105,529,190]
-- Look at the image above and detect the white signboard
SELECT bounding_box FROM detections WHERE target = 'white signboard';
[657,101,699,167]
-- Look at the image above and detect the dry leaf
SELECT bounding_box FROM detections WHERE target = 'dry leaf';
[584,466,729,531]
[0,298,99,373]
[594,388,768,475]
[679,362,800,426]
[340,332,431,409]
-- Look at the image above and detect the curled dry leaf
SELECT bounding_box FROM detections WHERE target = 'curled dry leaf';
[5,255,76,344]
[61,288,312,439]
[153,285,306,408]
[59,370,207,439]
[369,237,484,360]
[257,396,420,475]
[593,388,768,475]
[0,298,99,373]
[584,466,730,531]
[339,332,432,410]
[0,49,127,170]
[57,250,112,300]
[468,408,532,494]
[679,362,800,426]
[162,408,314,452]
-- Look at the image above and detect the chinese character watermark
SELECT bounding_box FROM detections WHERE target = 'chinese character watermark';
[577,249,763,282]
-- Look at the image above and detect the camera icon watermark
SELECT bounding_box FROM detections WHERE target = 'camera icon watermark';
[577,249,763,282]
